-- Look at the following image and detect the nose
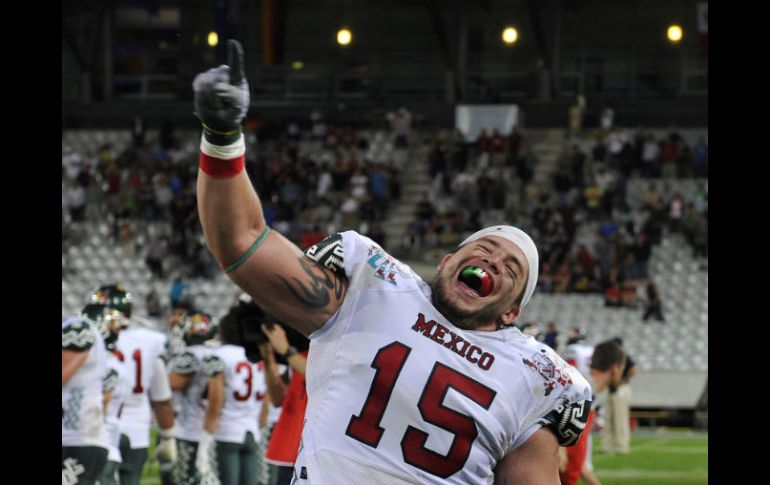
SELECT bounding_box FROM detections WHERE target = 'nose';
[481,257,500,275]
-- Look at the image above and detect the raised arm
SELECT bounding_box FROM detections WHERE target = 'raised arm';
[194,40,346,335]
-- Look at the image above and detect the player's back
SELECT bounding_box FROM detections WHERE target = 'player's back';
[115,325,167,448]
[214,344,265,444]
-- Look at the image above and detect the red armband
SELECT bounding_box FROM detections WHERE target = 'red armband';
[199,133,246,179]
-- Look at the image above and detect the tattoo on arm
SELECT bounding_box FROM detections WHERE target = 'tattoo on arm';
[279,257,345,309]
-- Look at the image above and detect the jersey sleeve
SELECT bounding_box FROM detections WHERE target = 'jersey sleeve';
[149,357,172,402]
[304,231,378,284]
[169,350,200,374]
[202,354,226,377]
[536,393,593,446]
[62,317,95,351]
[102,367,119,393]
[510,345,594,451]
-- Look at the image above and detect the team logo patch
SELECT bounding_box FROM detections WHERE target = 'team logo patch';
[522,349,573,396]
[366,246,403,286]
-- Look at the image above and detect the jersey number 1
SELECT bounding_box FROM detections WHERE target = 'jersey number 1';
[345,341,497,478]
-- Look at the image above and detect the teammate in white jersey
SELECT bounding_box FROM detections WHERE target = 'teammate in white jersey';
[90,284,176,485]
[210,308,268,485]
[194,40,592,485]
[62,314,109,485]
[168,311,225,485]
[80,303,131,485]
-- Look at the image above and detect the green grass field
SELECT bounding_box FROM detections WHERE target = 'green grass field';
[140,429,707,485]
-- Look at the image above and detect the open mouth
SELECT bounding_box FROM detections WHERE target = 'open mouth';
[457,266,494,297]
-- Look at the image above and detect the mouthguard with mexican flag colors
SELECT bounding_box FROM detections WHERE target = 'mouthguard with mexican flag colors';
[459,266,493,297]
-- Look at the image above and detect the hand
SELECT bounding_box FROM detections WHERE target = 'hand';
[195,431,215,478]
[261,323,289,355]
[257,341,275,363]
[155,435,177,465]
[193,39,250,135]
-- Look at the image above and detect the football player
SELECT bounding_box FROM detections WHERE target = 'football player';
[90,285,176,485]
[168,311,225,485]
[62,313,109,485]
[194,40,592,484]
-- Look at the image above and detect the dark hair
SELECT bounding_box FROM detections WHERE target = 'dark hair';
[219,300,271,346]
[590,341,626,372]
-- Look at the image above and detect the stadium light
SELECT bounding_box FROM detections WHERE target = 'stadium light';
[337,28,352,46]
[502,26,519,45]
[667,24,683,43]
[207,31,219,47]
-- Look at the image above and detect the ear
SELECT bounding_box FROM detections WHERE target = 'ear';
[500,306,522,326]
[437,252,453,270]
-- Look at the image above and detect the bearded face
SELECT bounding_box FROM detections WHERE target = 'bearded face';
[430,236,529,331]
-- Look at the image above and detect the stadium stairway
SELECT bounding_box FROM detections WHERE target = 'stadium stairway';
[381,136,432,250]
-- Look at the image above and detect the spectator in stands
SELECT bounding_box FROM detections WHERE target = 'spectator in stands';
[693,136,708,177]
[169,276,191,310]
[567,96,586,139]
[146,288,163,317]
[119,221,136,256]
[145,234,169,280]
[600,106,614,134]
[65,178,87,223]
[365,222,387,249]
[603,338,638,455]
[668,192,684,235]
[543,322,559,351]
[387,107,412,148]
[604,275,623,307]
[630,232,651,280]
[642,279,665,322]
[621,280,638,308]
[640,133,660,177]
[660,133,680,179]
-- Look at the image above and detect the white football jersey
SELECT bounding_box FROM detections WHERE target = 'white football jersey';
[294,232,593,485]
[214,344,266,444]
[115,325,168,449]
[62,316,109,449]
[103,352,130,462]
[170,345,225,442]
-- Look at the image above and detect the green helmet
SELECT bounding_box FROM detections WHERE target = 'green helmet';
[89,284,133,319]
[80,303,126,351]
[180,311,218,346]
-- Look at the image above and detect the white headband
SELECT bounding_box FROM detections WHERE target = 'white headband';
[459,225,539,312]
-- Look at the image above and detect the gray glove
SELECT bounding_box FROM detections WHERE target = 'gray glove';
[193,39,250,141]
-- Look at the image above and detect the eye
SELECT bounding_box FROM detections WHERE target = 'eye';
[506,266,516,281]
[478,245,490,253]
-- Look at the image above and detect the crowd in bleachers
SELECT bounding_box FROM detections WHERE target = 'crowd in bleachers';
[62,115,408,284]
[411,126,708,310]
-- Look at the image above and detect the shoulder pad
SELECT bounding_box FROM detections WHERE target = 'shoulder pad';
[62,319,95,351]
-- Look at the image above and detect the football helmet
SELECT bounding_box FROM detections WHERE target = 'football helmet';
[89,284,133,319]
[180,311,218,346]
[80,303,126,351]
